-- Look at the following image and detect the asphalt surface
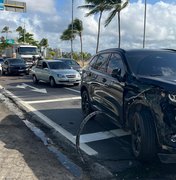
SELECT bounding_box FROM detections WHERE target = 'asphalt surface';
[0,94,86,180]
[2,75,176,180]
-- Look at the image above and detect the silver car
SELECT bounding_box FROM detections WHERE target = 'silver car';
[31,60,81,87]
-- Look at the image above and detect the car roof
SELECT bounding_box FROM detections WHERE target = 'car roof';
[98,48,176,54]
[42,60,63,63]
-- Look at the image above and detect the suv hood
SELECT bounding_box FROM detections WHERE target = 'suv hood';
[136,75,176,92]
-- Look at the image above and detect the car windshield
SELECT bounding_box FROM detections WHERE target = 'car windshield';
[48,61,71,70]
[62,59,79,66]
[126,51,176,77]
[8,59,25,64]
[19,47,38,55]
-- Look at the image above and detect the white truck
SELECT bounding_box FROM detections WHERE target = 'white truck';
[3,44,40,68]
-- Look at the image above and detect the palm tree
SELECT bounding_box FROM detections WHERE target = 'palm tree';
[1,26,12,40]
[16,26,23,42]
[78,0,108,53]
[105,0,129,48]
[69,18,84,65]
[60,29,76,58]
[39,38,48,58]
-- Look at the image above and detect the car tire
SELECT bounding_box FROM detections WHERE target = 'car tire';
[33,75,38,84]
[7,68,11,75]
[50,77,56,87]
[81,90,93,117]
[131,110,157,161]
[1,68,5,75]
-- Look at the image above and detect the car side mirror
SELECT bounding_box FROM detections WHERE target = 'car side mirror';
[111,68,123,81]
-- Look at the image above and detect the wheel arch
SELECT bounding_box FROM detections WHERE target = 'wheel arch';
[127,103,158,136]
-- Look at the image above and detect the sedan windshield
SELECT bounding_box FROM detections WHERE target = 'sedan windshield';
[8,59,25,64]
[126,51,176,77]
[48,62,71,70]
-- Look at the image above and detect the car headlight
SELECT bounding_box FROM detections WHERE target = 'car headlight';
[57,74,65,78]
[168,94,176,103]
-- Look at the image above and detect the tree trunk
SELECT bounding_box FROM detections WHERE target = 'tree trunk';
[118,11,121,48]
[80,33,84,67]
[96,11,102,53]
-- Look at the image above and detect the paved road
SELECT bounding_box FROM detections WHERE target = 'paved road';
[0,75,135,173]
[2,75,176,179]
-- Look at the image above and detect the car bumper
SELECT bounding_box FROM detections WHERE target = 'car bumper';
[56,78,81,85]
[10,68,27,73]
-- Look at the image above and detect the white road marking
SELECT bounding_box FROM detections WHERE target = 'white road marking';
[65,88,80,94]
[1,87,97,156]
[26,96,81,104]
[74,129,131,143]
[16,83,47,94]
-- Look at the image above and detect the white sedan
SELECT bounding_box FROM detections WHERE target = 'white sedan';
[31,60,81,87]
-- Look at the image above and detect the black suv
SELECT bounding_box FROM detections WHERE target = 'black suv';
[81,48,176,162]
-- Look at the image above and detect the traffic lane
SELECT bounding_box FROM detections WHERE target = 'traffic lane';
[0,79,80,102]
[29,100,120,135]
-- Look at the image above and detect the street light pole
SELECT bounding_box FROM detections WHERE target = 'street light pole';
[143,0,147,48]
[71,0,74,59]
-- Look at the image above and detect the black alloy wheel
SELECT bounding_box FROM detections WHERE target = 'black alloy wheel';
[81,90,92,117]
[131,110,156,161]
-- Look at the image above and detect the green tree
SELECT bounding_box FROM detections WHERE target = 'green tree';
[78,0,108,53]
[1,26,12,40]
[68,18,84,64]
[60,29,76,58]
[39,38,48,58]
[105,0,129,48]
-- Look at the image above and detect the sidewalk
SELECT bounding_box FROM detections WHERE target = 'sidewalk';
[0,99,80,180]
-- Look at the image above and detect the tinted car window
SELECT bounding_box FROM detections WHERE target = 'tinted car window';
[107,53,125,76]
[94,53,109,72]
[42,62,48,68]
[64,60,79,66]
[48,62,71,69]
[89,55,98,68]
[126,51,176,77]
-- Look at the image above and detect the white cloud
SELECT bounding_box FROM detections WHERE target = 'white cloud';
[0,1,176,54]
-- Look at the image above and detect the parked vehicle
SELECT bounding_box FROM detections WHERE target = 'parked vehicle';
[2,58,27,75]
[0,58,4,74]
[31,60,81,87]
[81,48,176,163]
[58,58,82,74]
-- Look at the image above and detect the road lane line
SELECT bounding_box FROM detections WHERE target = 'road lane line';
[26,96,81,104]
[1,87,97,156]
[65,88,80,94]
[73,129,131,143]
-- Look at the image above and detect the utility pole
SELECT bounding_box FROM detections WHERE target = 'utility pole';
[143,0,147,48]
[71,0,74,59]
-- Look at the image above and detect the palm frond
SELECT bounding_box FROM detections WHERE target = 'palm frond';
[105,9,117,27]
